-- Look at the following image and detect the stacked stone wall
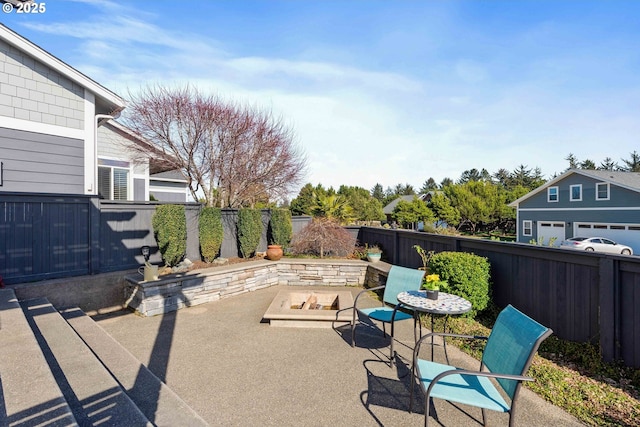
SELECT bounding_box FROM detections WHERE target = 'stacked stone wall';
[125,259,391,317]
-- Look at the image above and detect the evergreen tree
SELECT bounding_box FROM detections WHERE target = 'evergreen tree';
[419,178,439,193]
[620,151,640,172]
[371,183,385,202]
[290,183,317,215]
[440,177,453,188]
[338,185,385,221]
[429,193,460,227]
[580,159,596,170]
[565,153,579,169]
[598,157,618,170]
[391,197,435,229]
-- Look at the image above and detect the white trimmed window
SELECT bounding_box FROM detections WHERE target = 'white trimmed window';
[547,186,558,202]
[523,220,532,236]
[98,158,130,200]
[570,184,582,201]
[596,182,610,200]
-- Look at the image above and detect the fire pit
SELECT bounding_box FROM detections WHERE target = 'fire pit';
[263,289,354,328]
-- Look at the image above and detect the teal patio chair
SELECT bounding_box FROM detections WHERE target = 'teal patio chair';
[410,304,552,427]
[351,265,425,364]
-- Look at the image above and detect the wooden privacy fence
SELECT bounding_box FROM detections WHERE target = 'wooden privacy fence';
[0,193,311,285]
[358,226,640,369]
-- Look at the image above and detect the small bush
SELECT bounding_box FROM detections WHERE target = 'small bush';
[268,208,293,247]
[152,204,186,267]
[199,207,223,263]
[290,218,355,258]
[237,208,262,258]
[428,251,490,316]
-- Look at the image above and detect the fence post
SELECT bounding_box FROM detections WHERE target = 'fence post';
[185,205,202,262]
[89,197,101,274]
[598,257,617,362]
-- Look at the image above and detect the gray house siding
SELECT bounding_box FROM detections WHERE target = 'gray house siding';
[149,173,188,202]
[150,191,187,202]
[0,127,84,193]
[0,39,85,129]
[518,173,640,209]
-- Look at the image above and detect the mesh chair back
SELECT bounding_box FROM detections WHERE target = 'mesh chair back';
[382,266,426,306]
[482,304,551,399]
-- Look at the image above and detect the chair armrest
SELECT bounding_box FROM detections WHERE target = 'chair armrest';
[353,285,386,309]
[425,369,533,397]
[413,333,488,362]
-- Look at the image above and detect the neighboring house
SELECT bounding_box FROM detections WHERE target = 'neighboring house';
[97,120,188,202]
[0,24,187,202]
[509,169,640,253]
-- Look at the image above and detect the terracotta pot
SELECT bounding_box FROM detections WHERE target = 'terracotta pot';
[266,245,284,261]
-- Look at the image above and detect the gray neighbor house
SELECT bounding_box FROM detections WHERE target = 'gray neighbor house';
[509,169,640,253]
[0,24,187,202]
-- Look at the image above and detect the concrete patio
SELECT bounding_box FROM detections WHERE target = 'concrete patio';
[91,284,583,426]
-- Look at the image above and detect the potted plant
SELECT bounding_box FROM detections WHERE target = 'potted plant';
[366,244,382,262]
[423,273,447,300]
[413,245,433,273]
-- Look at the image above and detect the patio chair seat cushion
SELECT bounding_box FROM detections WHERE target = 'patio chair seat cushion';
[416,359,510,412]
[358,306,413,323]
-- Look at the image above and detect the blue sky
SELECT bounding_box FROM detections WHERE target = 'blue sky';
[4,0,640,194]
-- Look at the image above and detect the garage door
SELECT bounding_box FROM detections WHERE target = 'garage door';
[574,223,640,254]
[537,222,566,246]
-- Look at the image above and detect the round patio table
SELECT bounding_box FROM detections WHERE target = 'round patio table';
[397,290,472,363]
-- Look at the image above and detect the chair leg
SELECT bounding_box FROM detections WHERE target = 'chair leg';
[409,368,415,413]
[482,407,487,426]
[425,396,430,427]
[351,311,357,348]
[389,321,395,367]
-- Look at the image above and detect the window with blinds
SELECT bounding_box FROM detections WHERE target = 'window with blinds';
[113,168,129,200]
[98,164,129,200]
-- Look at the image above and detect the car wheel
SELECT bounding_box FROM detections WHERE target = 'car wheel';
[622,249,631,255]
[585,247,595,251]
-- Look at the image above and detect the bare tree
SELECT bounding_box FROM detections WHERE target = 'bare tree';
[123,85,307,207]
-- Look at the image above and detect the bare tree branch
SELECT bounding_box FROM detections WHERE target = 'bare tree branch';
[122,85,307,207]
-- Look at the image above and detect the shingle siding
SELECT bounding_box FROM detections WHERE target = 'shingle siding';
[0,127,84,193]
[0,39,84,129]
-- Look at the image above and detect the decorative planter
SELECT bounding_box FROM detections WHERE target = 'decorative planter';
[366,252,382,262]
[426,290,439,300]
[265,245,284,261]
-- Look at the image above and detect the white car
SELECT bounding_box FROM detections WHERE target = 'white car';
[560,237,633,255]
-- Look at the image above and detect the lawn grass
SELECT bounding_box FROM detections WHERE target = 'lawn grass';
[428,311,640,426]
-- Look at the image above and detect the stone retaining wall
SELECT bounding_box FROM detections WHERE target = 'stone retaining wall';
[125,259,391,317]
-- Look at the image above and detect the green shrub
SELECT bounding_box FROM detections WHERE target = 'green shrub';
[428,251,490,316]
[152,204,186,267]
[199,207,223,263]
[237,208,262,258]
[269,208,293,247]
